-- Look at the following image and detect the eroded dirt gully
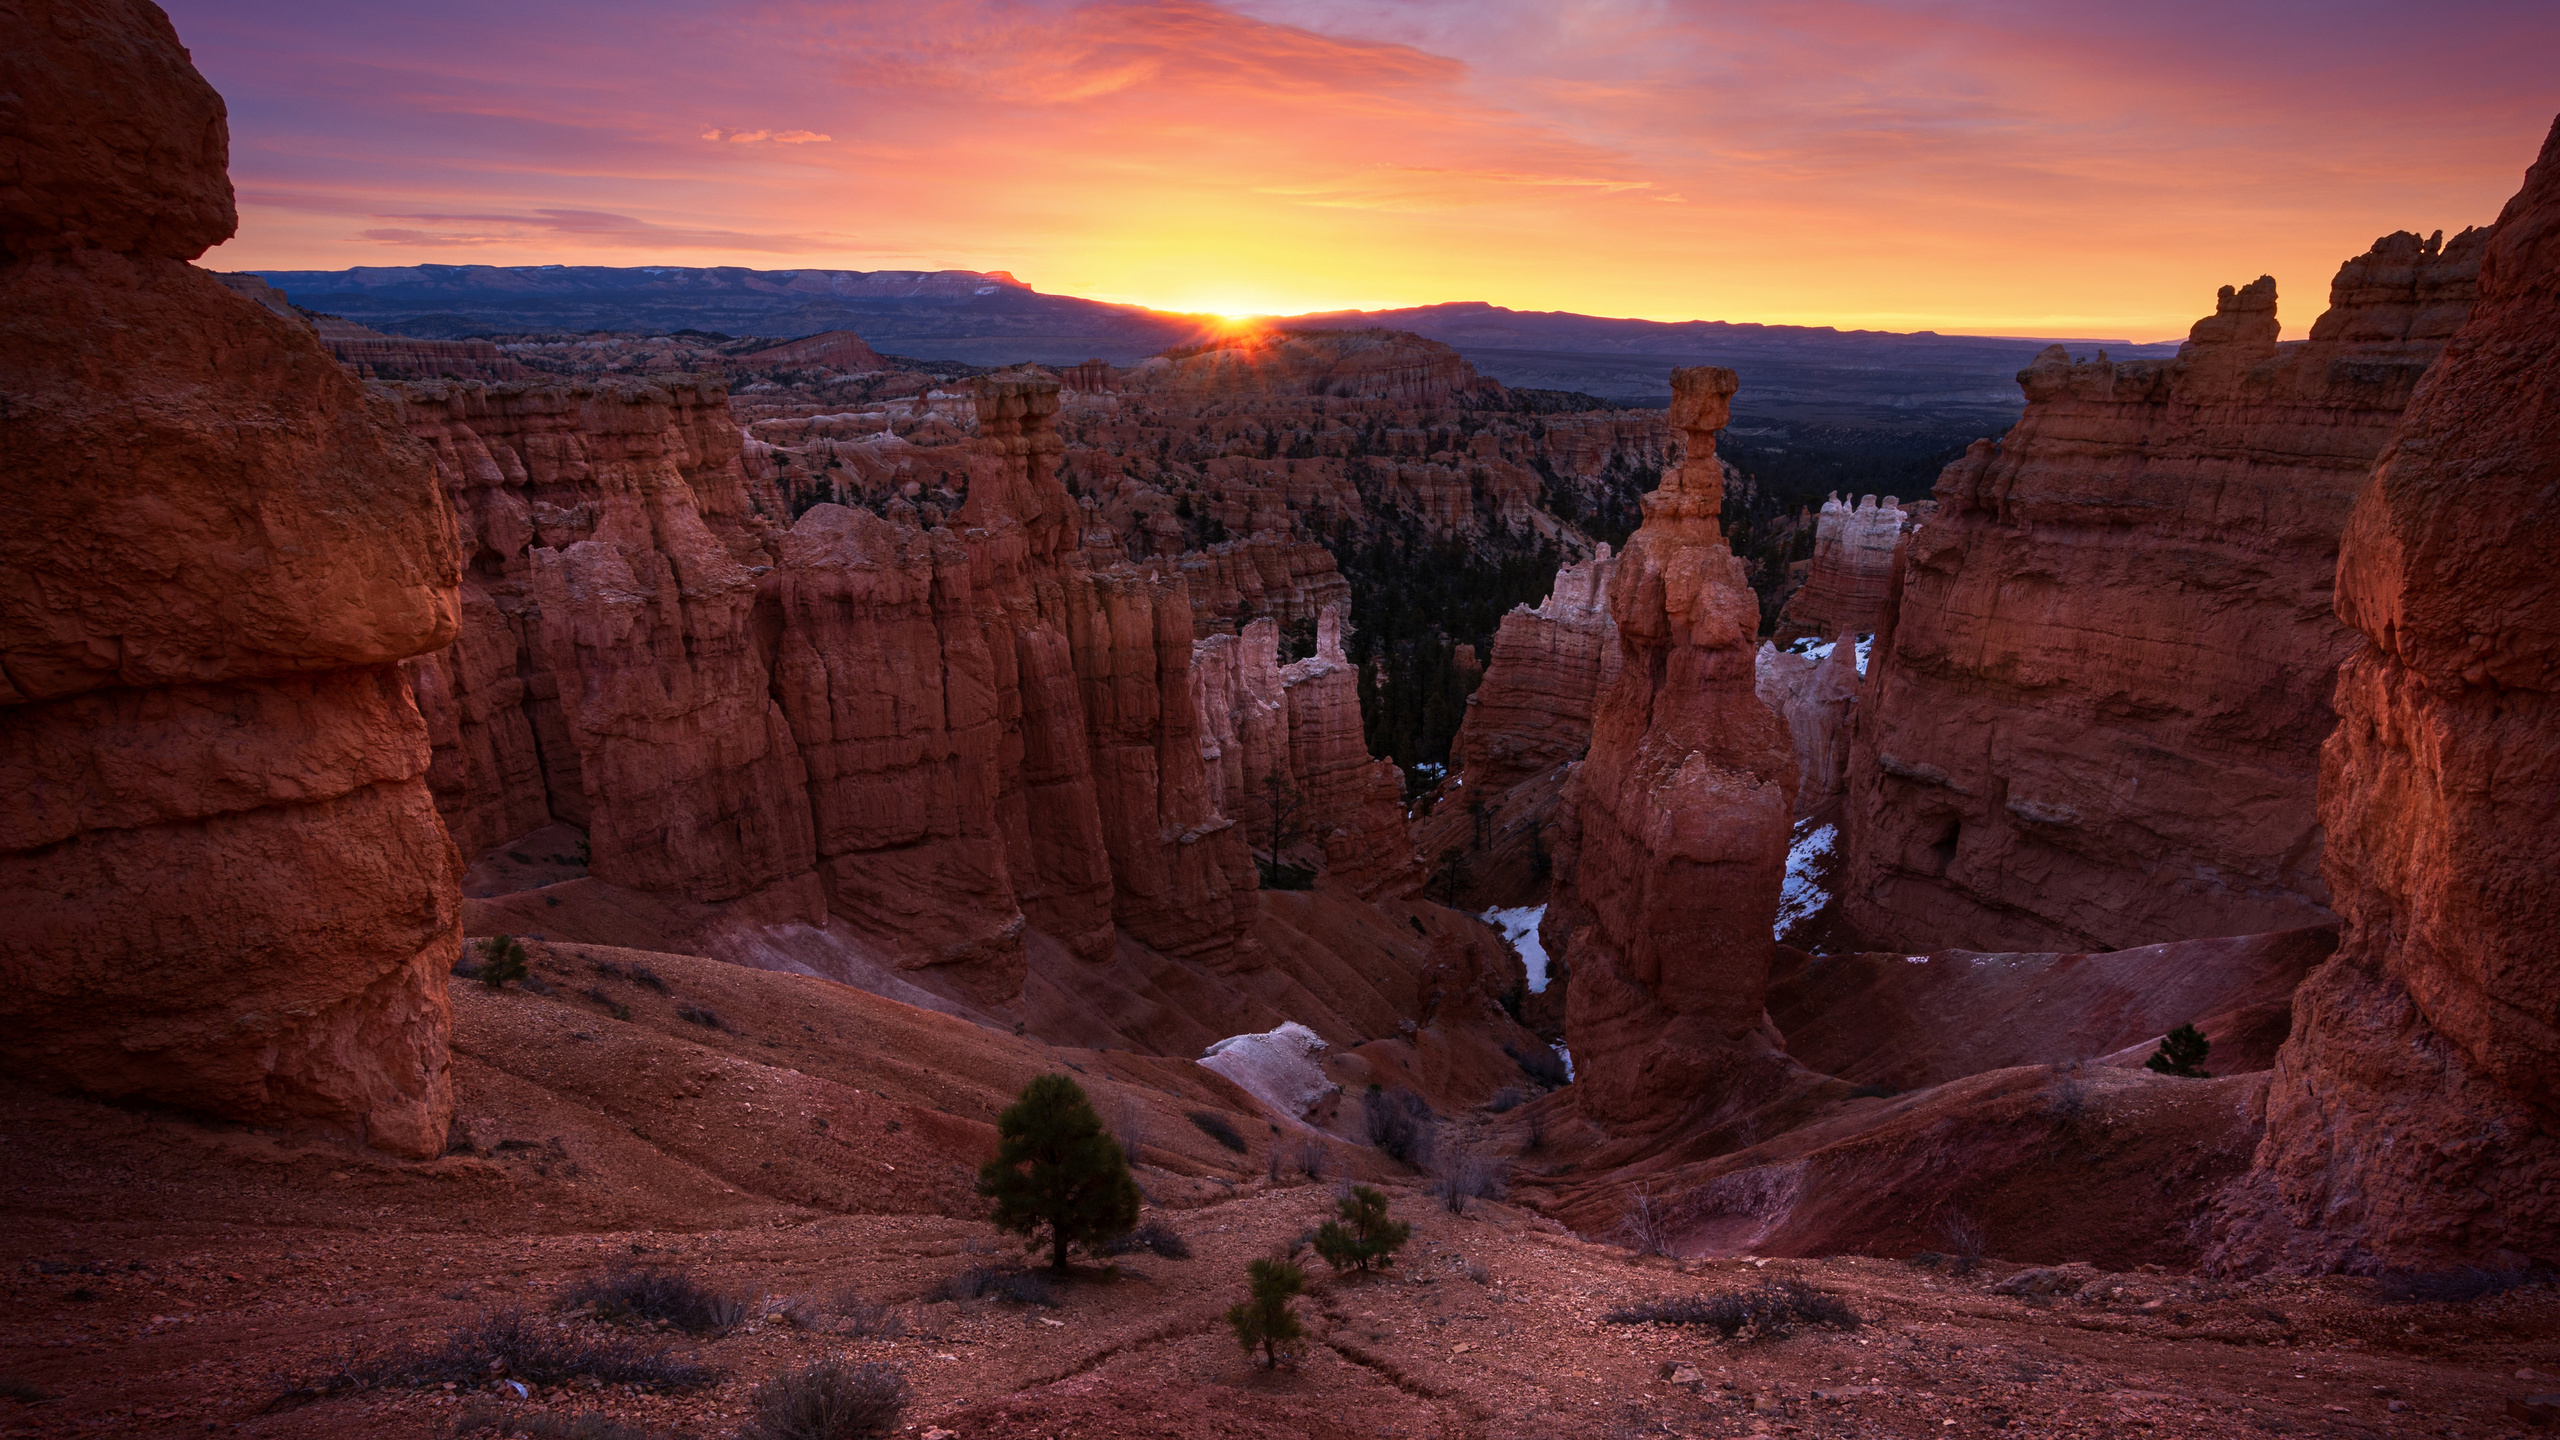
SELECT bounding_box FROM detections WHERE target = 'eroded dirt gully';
[3,953,2553,1440]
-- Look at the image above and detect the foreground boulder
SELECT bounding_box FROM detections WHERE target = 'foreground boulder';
[0,0,463,1155]
[2212,116,2560,1274]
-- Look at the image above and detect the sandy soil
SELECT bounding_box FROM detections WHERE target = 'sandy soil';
[3,950,2553,1438]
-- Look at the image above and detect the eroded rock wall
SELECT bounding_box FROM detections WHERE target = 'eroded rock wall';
[1452,547,1622,796]
[1193,610,1420,902]
[1546,368,1800,1127]
[0,0,462,1156]
[1842,231,2487,955]
[1775,494,1913,642]
[404,367,1263,999]
[2211,119,2560,1274]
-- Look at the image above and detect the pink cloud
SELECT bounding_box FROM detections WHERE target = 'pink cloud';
[168,0,2560,335]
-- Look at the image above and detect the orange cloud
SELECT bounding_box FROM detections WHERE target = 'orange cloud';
[175,0,2560,337]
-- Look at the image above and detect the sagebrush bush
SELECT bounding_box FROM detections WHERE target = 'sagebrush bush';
[740,1359,909,1440]
[559,1266,750,1336]
[1100,1220,1192,1260]
[451,1403,656,1440]
[928,1265,1057,1307]
[1187,1110,1248,1154]
[1361,1086,1436,1166]
[1430,1148,1507,1216]
[1604,1280,1859,1340]
[307,1309,718,1396]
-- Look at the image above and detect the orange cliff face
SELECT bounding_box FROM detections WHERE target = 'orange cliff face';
[1840,231,2487,956]
[0,0,463,1156]
[2211,117,2560,1274]
[1545,367,1801,1129]
[398,367,1297,1008]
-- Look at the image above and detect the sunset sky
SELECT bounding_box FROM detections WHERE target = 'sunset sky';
[169,0,2557,338]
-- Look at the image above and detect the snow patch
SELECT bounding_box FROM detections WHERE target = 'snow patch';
[1199,1021,1332,1119]
[1482,904,1551,993]
[1551,1042,1575,1081]
[1774,819,1837,939]
[1855,633,1873,675]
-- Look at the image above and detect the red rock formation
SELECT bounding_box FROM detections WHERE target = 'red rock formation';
[1547,368,1799,1127]
[1774,493,1917,642]
[1127,328,1503,409]
[1193,610,1420,901]
[1842,229,2488,955]
[1451,546,1621,796]
[0,0,461,1157]
[730,329,889,373]
[2211,118,2560,1274]
[1755,637,1862,816]
[404,366,1259,998]
[1177,533,1352,638]
[214,275,535,381]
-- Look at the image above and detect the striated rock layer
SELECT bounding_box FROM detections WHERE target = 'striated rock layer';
[0,0,462,1157]
[2211,118,2560,1274]
[1193,610,1421,901]
[402,367,1277,1003]
[1755,638,1862,817]
[1453,547,1622,796]
[1842,230,2488,955]
[1546,368,1799,1127]
[1774,493,1916,642]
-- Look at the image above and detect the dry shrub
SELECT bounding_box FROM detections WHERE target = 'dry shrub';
[740,1360,909,1440]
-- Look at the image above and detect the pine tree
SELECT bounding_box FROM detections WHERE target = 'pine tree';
[976,1074,1142,1271]
[2144,1023,2212,1078]
[1313,1184,1411,1272]
[1225,1257,1306,1369]
[478,935,529,990]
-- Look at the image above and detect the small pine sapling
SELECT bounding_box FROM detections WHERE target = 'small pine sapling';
[1313,1184,1411,1272]
[478,935,530,990]
[2144,1023,2212,1078]
[1225,1258,1306,1369]
[976,1074,1143,1272]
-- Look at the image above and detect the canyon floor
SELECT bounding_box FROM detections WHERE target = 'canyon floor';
[3,956,2553,1440]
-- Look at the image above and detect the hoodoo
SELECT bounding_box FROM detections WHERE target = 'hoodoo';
[1545,367,1799,1127]
[0,0,464,1156]
[2212,117,2560,1273]
[1841,230,2487,956]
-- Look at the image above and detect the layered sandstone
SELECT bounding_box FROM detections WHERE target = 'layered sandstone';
[1546,368,1800,1127]
[1755,637,1862,816]
[730,329,889,373]
[402,366,1260,1001]
[1842,230,2488,955]
[1774,494,1914,642]
[1451,547,1622,795]
[1178,533,1352,637]
[216,274,534,381]
[0,0,461,1156]
[1193,610,1420,900]
[2211,119,2560,1274]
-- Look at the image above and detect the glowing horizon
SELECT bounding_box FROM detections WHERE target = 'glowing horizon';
[169,0,2558,341]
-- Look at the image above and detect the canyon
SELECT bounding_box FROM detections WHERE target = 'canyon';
[3,4,2558,1436]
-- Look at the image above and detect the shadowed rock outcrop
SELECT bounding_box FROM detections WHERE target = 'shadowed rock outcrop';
[0,0,462,1156]
[1774,494,1916,642]
[1545,368,1799,1127]
[1842,229,2488,955]
[1193,610,1420,902]
[2211,117,2560,1274]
